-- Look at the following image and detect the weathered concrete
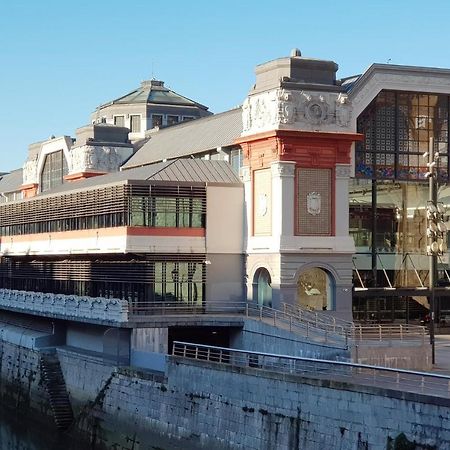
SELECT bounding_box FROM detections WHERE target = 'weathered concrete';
[353,341,432,371]
[231,319,350,361]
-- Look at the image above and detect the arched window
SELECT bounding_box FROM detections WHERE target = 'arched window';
[253,268,272,307]
[298,267,334,311]
[41,150,68,192]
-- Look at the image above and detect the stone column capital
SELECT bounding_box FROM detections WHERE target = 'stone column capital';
[271,161,296,178]
[240,166,251,182]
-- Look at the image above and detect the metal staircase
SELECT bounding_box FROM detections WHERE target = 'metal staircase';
[40,352,74,430]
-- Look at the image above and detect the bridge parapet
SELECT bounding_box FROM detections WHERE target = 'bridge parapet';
[0,289,129,324]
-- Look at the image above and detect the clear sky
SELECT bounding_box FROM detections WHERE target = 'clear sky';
[1,0,450,171]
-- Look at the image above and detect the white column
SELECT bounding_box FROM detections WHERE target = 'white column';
[240,166,252,250]
[271,161,296,239]
[335,164,351,236]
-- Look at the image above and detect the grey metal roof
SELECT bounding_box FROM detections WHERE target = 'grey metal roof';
[347,63,450,98]
[150,159,241,184]
[0,169,23,194]
[122,107,243,169]
[339,75,361,93]
[34,159,241,199]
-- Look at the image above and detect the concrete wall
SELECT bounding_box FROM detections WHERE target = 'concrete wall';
[353,342,432,371]
[231,319,349,361]
[205,253,245,305]
[206,185,244,254]
[131,327,168,354]
[66,323,105,353]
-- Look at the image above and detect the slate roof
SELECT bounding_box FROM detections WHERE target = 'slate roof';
[35,159,241,198]
[122,107,243,169]
[0,169,23,194]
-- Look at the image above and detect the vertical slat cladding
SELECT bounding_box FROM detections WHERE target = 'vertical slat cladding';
[0,183,206,235]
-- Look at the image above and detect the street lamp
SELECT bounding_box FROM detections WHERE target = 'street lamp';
[424,138,447,365]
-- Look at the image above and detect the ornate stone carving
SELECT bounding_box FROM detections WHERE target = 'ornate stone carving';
[335,164,351,178]
[303,94,329,125]
[242,88,353,136]
[307,192,321,216]
[335,93,352,127]
[257,193,268,217]
[22,156,39,185]
[277,89,295,124]
[271,161,296,177]
[69,145,132,174]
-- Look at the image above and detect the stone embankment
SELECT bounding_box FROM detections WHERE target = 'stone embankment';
[1,332,449,449]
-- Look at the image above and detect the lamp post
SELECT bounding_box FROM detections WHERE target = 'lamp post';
[424,138,447,365]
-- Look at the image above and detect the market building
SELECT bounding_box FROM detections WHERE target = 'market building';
[1,49,450,326]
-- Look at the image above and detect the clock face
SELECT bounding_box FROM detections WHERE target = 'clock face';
[258,193,268,216]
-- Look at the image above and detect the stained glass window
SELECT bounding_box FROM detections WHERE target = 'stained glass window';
[356,91,449,181]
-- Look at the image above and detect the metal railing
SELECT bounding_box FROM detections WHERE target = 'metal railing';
[172,341,450,398]
[282,303,353,336]
[352,324,426,343]
[129,301,426,345]
[129,301,349,348]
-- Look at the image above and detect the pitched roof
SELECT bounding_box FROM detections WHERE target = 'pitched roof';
[122,107,243,169]
[0,169,23,194]
[96,80,209,111]
[35,159,241,198]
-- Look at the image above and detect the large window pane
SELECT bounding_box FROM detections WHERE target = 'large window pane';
[357,91,449,181]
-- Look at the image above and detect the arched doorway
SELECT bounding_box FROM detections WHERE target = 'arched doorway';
[253,268,272,307]
[298,267,334,311]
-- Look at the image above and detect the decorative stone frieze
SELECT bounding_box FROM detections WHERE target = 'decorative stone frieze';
[242,88,353,136]
[23,156,39,185]
[0,288,129,323]
[69,145,133,175]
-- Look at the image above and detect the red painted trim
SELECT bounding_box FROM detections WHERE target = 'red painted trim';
[126,227,205,237]
[235,129,364,145]
[64,171,107,181]
[1,226,205,242]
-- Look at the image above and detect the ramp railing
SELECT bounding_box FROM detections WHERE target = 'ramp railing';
[172,341,450,398]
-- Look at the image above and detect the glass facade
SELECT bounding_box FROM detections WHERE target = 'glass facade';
[356,91,449,181]
[0,184,206,236]
[0,256,205,305]
[40,150,69,192]
[352,90,450,323]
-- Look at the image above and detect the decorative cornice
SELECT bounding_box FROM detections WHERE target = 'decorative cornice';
[241,88,354,137]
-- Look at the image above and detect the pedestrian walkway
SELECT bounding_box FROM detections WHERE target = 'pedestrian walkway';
[433,335,450,374]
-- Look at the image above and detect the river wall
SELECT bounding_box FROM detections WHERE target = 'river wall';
[1,334,449,449]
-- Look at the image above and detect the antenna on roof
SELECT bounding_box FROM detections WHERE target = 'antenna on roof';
[151,61,156,80]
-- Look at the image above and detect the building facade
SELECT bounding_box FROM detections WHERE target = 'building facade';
[2,50,450,328]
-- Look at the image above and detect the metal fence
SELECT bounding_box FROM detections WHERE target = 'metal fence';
[172,341,450,399]
[129,301,349,348]
[130,301,426,345]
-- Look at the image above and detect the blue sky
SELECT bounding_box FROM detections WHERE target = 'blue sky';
[1,0,450,171]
